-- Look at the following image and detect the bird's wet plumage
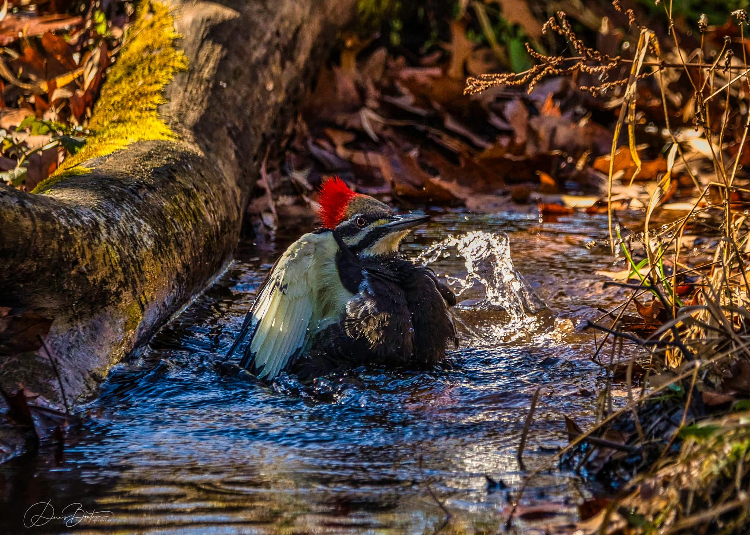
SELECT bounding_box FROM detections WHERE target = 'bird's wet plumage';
[226,177,457,380]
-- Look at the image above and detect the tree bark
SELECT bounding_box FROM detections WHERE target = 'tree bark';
[0,0,357,405]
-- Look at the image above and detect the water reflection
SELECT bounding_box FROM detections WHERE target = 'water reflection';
[1,212,625,533]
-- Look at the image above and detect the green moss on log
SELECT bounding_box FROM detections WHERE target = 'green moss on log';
[33,1,187,192]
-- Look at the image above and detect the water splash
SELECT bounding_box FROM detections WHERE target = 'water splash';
[418,231,553,345]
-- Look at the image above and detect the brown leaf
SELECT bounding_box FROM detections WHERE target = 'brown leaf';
[655,176,678,206]
[360,47,387,86]
[592,146,634,174]
[324,128,356,159]
[537,171,558,193]
[579,498,613,521]
[380,147,459,204]
[675,283,694,297]
[540,94,561,117]
[724,360,750,395]
[503,99,528,147]
[510,185,531,204]
[564,415,584,442]
[638,157,669,181]
[466,47,500,77]
[25,145,62,191]
[0,14,83,46]
[420,147,504,193]
[592,147,667,182]
[539,202,573,215]
[443,112,490,148]
[0,108,32,129]
[634,298,667,325]
[489,0,543,39]
[446,19,474,80]
[0,310,53,353]
[41,32,77,72]
[701,391,735,406]
[304,65,361,119]
[14,45,47,80]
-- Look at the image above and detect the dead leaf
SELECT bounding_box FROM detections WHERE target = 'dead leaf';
[41,32,77,72]
[540,94,561,117]
[0,310,53,352]
[380,147,459,204]
[701,391,735,406]
[634,298,667,325]
[561,195,599,208]
[579,497,613,521]
[0,15,83,46]
[537,171,558,193]
[0,108,33,129]
[490,0,543,39]
[585,198,630,214]
[564,415,584,442]
[724,360,750,395]
[13,45,46,80]
[25,145,62,191]
[593,146,634,174]
[446,19,474,80]
[511,184,531,203]
[361,47,387,86]
[503,99,528,147]
[443,112,490,148]
[466,47,500,77]
[539,202,573,215]
[324,128,356,158]
[420,147,504,192]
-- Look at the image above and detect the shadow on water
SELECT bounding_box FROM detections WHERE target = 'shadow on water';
[1,211,630,533]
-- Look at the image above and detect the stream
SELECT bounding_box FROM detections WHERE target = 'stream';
[1,211,634,533]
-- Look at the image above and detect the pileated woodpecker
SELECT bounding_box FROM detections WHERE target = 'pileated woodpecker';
[226,177,457,380]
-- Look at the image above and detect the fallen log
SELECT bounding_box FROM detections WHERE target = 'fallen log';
[0,0,357,406]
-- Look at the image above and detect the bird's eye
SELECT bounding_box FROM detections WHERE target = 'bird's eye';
[356,217,367,228]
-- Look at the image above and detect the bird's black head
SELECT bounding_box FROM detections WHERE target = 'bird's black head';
[318,177,429,257]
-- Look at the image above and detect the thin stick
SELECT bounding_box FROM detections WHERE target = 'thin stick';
[260,146,277,225]
[705,67,750,102]
[517,387,541,471]
[566,430,639,453]
[418,454,452,533]
[665,495,750,534]
[38,335,70,416]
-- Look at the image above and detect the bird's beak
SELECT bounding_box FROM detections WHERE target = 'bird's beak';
[382,213,430,233]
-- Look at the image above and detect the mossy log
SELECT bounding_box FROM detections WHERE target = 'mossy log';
[0,0,357,406]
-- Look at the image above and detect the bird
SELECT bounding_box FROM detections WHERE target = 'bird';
[225,176,457,381]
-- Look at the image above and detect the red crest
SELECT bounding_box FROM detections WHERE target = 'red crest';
[318,176,357,229]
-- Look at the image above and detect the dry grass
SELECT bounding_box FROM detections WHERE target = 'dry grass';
[467,2,750,532]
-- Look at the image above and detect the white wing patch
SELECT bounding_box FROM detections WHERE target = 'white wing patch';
[239,231,351,379]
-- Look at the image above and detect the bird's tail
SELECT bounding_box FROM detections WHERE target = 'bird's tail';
[224,311,255,362]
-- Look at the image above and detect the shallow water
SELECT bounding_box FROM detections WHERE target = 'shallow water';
[2,211,632,534]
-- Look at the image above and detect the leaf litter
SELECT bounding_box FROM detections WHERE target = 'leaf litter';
[0,0,132,190]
